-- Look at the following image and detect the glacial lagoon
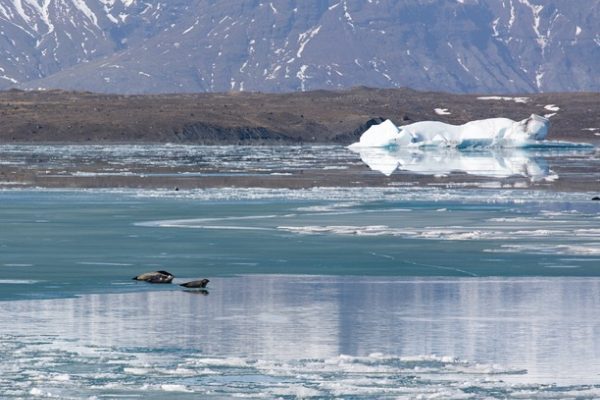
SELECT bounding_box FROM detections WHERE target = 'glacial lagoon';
[1,145,600,398]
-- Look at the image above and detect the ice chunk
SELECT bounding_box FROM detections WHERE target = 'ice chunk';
[348,119,401,148]
[349,115,551,149]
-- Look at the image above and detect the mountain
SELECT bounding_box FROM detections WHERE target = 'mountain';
[0,0,598,94]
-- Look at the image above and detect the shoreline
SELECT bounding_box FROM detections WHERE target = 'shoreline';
[0,87,598,145]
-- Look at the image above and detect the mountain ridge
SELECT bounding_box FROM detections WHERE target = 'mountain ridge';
[0,0,598,94]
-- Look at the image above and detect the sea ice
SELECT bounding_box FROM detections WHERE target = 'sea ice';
[349,115,551,149]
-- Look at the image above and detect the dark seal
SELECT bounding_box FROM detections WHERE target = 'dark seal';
[180,279,210,288]
[132,270,174,284]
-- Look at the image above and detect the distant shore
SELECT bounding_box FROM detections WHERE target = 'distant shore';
[0,87,598,145]
[1,87,598,193]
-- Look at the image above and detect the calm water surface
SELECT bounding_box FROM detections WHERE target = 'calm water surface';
[0,144,598,190]
[2,276,600,399]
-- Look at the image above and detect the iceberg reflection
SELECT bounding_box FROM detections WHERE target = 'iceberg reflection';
[351,147,563,180]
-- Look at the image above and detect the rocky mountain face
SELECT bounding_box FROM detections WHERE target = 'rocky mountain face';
[0,0,598,94]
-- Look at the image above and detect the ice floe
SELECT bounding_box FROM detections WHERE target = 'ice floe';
[488,244,600,256]
[350,115,553,149]
[0,279,39,284]
[276,224,600,243]
[434,107,451,115]
[349,116,594,179]
[544,104,560,112]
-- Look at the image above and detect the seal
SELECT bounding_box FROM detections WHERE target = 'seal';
[180,279,210,288]
[132,270,174,284]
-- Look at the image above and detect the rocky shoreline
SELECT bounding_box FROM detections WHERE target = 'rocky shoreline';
[0,87,598,145]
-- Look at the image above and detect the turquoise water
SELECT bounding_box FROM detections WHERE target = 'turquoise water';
[1,189,599,301]
[1,187,600,398]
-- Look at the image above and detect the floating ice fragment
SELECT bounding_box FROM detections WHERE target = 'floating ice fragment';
[349,117,593,177]
[434,108,451,115]
[349,115,551,149]
[350,119,400,148]
[160,384,193,392]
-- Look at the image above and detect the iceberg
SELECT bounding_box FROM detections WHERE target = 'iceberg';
[348,115,593,180]
[349,114,551,149]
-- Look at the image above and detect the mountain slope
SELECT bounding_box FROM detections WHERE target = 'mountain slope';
[0,0,598,94]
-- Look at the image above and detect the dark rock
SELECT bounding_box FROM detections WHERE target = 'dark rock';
[333,117,387,144]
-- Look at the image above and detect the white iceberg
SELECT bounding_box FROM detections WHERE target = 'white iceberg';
[348,115,594,180]
[349,114,550,149]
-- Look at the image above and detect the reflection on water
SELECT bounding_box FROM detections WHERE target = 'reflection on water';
[350,147,594,180]
[0,144,598,190]
[1,276,600,398]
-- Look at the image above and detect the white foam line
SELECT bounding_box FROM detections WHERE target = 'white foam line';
[2,264,33,267]
[135,214,288,227]
[369,252,396,260]
[77,262,133,266]
[403,260,478,277]
[156,224,273,231]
